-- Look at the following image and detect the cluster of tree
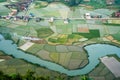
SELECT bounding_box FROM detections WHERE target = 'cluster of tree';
[0,0,6,2]
[0,70,91,80]
[0,70,65,80]
[115,0,120,4]
[40,0,83,6]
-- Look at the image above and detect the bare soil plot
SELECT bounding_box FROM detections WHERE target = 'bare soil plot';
[68,59,82,69]
[100,56,120,78]
[19,41,34,51]
[56,45,69,53]
[36,50,52,61]
[67,46,81,52]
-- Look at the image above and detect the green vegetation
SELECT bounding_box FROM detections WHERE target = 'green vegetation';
[44,44,56,52]
[1,33,12,40]
[112,32,120,41]
[34,1,48,8]
[26,44,44,54]
[49,53,59,63]
[89,63,115,80]
[40,0,83,6]
[0,0,6,2]
[84,0,106,9]
[36,28,54,38]
[115,0,120,4]
[74,30,100,39]
[68,34,82,39]
[107,54,120,62]
[48,34,83,44]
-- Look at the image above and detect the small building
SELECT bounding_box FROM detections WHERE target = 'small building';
[49,17,54,22]
[85,13,91,19]
[23,16,30,22]
[36,17,42,22]
[64,18,69,24]
[106,0,114,5]
[115,12,120,17]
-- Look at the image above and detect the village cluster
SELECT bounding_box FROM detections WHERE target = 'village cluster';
[0,0,120,25]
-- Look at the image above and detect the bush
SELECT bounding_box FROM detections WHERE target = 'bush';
[0,0,6,2]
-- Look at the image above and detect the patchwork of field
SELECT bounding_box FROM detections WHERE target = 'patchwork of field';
[26,44,88,70]
[0,1,120,79]
[89,63,116,80]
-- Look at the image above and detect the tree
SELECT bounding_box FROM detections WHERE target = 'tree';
[115,0,120,4]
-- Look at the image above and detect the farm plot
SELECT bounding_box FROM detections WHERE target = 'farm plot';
[36,50,52,61]
[63,52,72,67]
[55,24,72,34]
[58,53,67,66]
[89,62,115,80]
[5,68,16,74]
[68,59,82,69]
[79,60,88,68]
[67,46,81,52]
[26,44,44,54]
[56,45,69,53]
[49,52,59,63]
[44,44,56,52]
[71,52,81,59]
[99,67,110,76]
[89,63,105,76]
[0,3,10,15]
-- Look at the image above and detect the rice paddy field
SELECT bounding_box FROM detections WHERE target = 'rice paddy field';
[0,1,120,79]
[26,43,88,70]
[89,63,116,80]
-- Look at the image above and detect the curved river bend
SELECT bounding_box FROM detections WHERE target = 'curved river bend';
[0,39,120,76]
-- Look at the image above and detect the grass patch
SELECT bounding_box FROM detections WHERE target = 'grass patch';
[112,32,120,41]
[68,34,82,39]
[44,44,56,52]
[34,1,48,8]
[56,45,69,53]
[26,44,44,54]
[49,53,59,63]
[83,1,106,9]
[71,52,81,59]
[74,30,100,39]
[36,28,54,38]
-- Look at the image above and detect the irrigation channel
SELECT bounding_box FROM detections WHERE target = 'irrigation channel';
[0,34,120,76]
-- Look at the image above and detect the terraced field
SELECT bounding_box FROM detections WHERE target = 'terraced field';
[26,44,88,70]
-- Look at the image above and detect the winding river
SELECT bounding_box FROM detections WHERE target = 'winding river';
[0,36,120,76]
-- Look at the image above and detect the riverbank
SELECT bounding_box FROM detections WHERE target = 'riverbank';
[0,38,120,76]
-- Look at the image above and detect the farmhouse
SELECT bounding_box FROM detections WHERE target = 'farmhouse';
[106,0,115,5]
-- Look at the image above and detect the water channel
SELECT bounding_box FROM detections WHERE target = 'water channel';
[0,35,120,76]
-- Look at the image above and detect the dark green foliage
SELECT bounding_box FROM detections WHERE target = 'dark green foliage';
[84,0,106,9]
[48,38,57,43]
[0,0,6,2]
[115,0,120,4]
[74,30,100,39]
[112,32,120,41]
[1,33,12,40]
[40,0,83,6]
[0,70,67,80]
